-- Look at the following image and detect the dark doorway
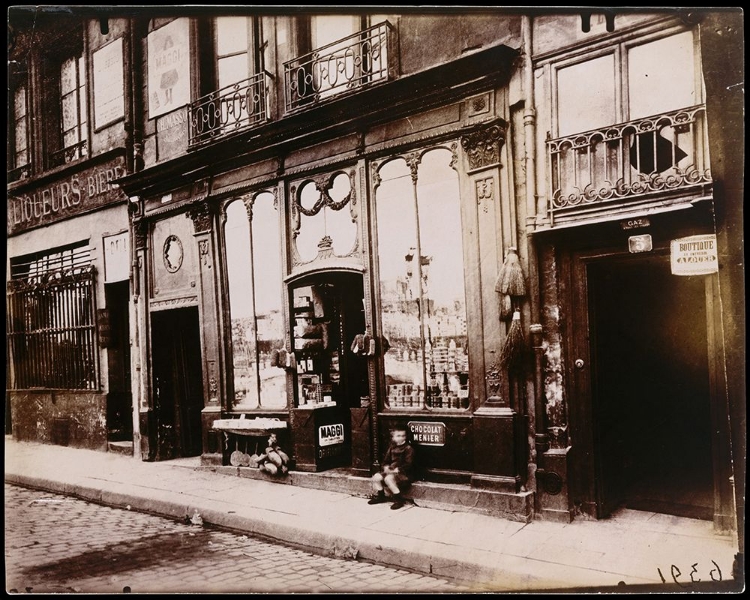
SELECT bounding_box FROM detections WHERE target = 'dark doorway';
[151,307,204,460]
[105,281,133,442]
[588,256,713,520]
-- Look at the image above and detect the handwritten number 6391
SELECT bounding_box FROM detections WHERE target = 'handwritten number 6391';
[657,561,722,586]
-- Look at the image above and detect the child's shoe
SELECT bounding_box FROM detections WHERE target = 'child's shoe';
[367,491,387,505]
[390,494,406,510]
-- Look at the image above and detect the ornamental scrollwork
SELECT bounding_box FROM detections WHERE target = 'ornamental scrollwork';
[187,202,213,234]
[460,119,508,171]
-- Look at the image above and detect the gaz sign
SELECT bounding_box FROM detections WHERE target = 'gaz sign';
[670,234,718,276]
[318,423,344,447]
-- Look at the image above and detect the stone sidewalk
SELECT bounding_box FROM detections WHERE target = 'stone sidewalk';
[4,438,741,592]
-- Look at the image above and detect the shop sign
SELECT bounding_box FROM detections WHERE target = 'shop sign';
[670,234,719,276]
[93,37,125,129]
[620,217,650,230]
[7,157,127,236]
[408,421,446,446]
[318,423,345,447]
[103,231,130,283]
[147,18,191,119]
[97,309,113,348]
[628,234,653,253]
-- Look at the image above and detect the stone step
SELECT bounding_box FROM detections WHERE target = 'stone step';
[107,440,134,456]
[195,464,534,522]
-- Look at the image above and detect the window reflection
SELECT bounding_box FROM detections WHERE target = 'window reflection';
[376,149,469,410]
[225,192,286,410]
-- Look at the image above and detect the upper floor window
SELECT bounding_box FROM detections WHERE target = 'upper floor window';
[58,53,89,165]
[188,16,269,147]
[284,15,395,111]
[10,81,30,181]
[215,16,263,89]
[556,30,700,136]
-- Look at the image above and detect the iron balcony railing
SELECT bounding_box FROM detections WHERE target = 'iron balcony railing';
[49,140,88,169]
[188,72,270,148]
[546,105,712,225]
[284,21,397,112]
[8,163,31,183]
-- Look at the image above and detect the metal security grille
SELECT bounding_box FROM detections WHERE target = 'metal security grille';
[7,245,99,390]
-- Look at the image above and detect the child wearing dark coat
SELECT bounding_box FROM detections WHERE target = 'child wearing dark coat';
[367,425,414,510]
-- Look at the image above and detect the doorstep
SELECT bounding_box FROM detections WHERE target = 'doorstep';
[192,464,535,522]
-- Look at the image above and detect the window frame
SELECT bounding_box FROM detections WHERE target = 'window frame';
[9,72,31,181]
[548,24,703,138]
[220,190,287,412]
[371,146,472,414]
[7,242,100,391]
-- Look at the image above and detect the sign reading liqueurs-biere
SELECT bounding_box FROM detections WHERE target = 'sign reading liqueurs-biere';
[7,156,127,236]
[408,421,446,446]
[670,234,719,276]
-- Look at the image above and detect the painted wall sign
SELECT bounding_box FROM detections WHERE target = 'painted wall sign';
[7,156,127,236]
[97,309,113,348]
[408,421,446,446]
[93,37,125,129]
[670,234,719,276]
[620,217,651,230]
[628,234,653,254]
[103,231,130,283]
[318,423,345,447]
[148,19,191,119]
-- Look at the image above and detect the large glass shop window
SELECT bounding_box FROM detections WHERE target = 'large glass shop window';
[376,148,470,410]
[224,193,286,409]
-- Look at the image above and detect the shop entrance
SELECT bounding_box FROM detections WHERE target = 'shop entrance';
[105,281,133,443]
[290,272,369,471]
[150,307,204,460]
[586,255,713,520]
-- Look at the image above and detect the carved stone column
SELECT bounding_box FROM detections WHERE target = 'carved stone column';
[133,218,156,461]
[187,202,223,465]
[458,118,524,493]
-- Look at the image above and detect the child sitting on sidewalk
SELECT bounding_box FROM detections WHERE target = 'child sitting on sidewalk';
[367,425,415,510]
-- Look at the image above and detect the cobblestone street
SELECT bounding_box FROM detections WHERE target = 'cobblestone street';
[5,484,457,594]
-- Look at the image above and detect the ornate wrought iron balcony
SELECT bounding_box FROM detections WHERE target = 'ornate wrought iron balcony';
[188,72,270,148]
[546,105,712,226]
[49,141,88,169]
[284,21,397,112]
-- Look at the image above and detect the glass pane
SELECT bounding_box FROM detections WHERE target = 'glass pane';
[416,149,470,409]
[79,84,87,127]
[62,93,78,131]
[327,173,357,255]
[14,85,26,118]
[375,158,425,408]
[628,32,696,120]
[225,200,260,409]
[15,149,28,169]
[295,182,326,262]
[312,15,358,49]
[218,53,249,89]
[63,130,78,149]
[15,118,27,152]
[557,54,616,136]
[216,17,249,56]
[251,192,286,409]
[61,57,76,93]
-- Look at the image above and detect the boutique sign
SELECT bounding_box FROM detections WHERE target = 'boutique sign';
[8,157,127,235]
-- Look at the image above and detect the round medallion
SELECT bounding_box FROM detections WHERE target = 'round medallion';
[543,471,564,496]
[163,235,184,273]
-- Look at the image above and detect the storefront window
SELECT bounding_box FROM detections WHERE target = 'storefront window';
[224,192,286,410]
[375,148,470,410]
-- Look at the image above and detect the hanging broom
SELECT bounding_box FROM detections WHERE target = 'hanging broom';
[495,247,527,299]
[499,310,525,370]
[499,293,513,321]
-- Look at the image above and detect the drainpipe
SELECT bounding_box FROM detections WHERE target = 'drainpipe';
[521,15,549,501]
